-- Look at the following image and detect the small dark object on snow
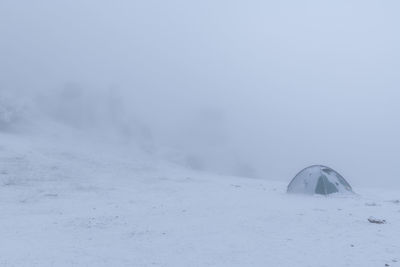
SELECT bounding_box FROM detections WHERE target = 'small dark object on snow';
[368,217,386,224]
[365,202,379,207]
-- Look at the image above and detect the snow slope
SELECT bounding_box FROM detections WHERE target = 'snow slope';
[0,132,399,267]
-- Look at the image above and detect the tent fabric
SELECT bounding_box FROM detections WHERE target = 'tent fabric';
[287,165,353,195]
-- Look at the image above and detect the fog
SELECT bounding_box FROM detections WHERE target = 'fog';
[1,0,400,187]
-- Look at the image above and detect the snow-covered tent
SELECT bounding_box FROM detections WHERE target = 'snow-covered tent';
[287,165,353,195]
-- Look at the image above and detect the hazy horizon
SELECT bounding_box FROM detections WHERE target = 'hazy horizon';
[1,0,400,187]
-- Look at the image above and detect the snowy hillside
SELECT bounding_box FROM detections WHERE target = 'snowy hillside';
[2,0,400,266]
[1,132,399,267]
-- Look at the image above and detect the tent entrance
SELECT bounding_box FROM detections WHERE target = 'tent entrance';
[315,175,339,195]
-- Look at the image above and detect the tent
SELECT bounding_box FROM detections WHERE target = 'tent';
[287,165,353,195]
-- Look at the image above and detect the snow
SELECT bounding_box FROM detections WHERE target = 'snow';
[0,132,399,267]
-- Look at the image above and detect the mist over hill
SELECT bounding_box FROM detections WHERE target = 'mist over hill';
[1,0,400,187]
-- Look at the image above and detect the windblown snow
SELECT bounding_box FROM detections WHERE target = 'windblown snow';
[0,131,399,267]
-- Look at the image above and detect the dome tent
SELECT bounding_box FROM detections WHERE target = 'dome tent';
[287,165,353,195]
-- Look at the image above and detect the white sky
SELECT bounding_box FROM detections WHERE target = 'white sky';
[1,0,400,187]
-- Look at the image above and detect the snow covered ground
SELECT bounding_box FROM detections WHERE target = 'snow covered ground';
[0,132,399,267]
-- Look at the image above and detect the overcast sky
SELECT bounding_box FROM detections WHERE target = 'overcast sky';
[1,0,400,187]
